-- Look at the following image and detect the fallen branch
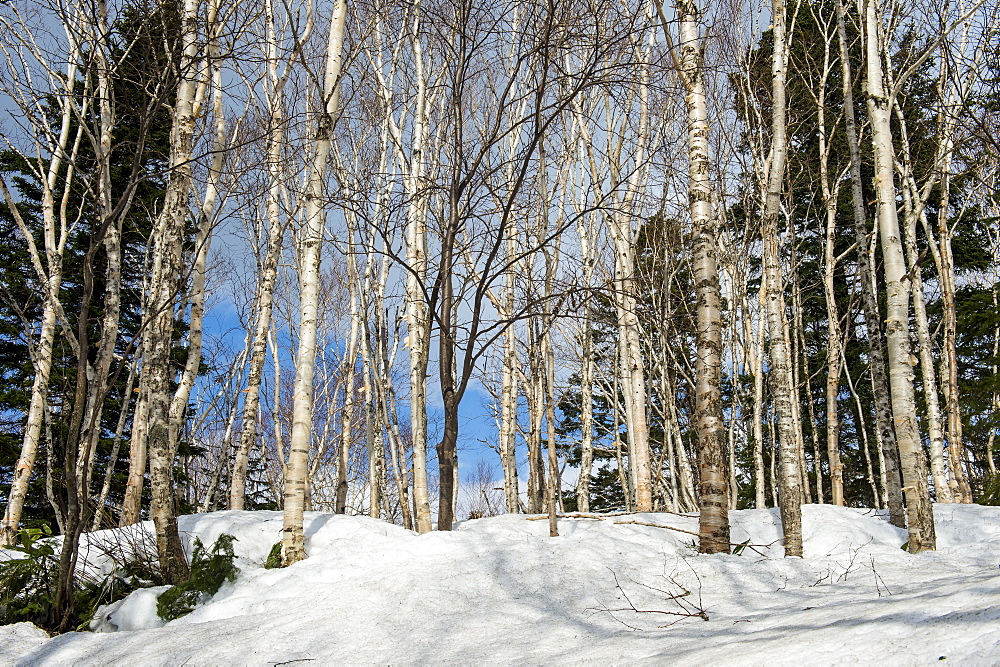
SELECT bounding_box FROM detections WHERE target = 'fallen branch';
[526,510,699,522]
[869,556,892,597]
[613,521,778,556]
[526,511,637,521]
[613,520,701,537]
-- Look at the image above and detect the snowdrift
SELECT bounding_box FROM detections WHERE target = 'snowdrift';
[5,504,1000,664]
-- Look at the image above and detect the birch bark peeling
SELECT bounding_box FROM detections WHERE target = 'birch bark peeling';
[143,0,203,582]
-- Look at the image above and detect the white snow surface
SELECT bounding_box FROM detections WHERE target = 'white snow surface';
[5,503,1000,665]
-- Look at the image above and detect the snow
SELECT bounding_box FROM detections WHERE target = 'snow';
[90,586,170,633]
[0,624,49,663]
[5,504,1000,665]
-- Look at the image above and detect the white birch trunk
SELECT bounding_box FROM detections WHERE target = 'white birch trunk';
[762,0,803,556]
[231,0,296,510]
[669,0,729,552]
[835,0,905,524]
[898,165,951,502]
[935,140,972,503]
[282,0,349,565]
[863,0,935,551]
[143,0,207,582]
[0,31,78,542]
[167,2,224,484]
[401,4,434,533]
[574,309,595,513]
[814,35,845,505]
[751,285,767,508]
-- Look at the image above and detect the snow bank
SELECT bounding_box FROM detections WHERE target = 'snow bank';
[89,586,170,633]
[6,504,1000,665]
[0,623,50,662]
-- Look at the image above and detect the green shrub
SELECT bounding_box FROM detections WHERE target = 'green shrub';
[263,542,282,569]
[0,525,60,627]
[1,523,166,631]
[156,534,239,621]
[2,528,240,629]
[78,523,167,625]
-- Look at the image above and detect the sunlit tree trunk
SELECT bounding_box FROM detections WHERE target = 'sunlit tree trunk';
[762,0,802,557]
[749,286,767,508]
[282,0,348,565]
[572,202,597,510]
[835,0,905,525]
[544,318,559,535]
[0,18,79,542]
[526,322,546,514]
[400,3,434,532]
[0,187,62,545]
[499,305,521,514]
[607,16,654,512]
[935,140,972,504]
[167,3,224,512]
[231,0,294,510]
[896,137,951,503]
[668,0,729,552]
[812,21,845,506]
[143,0,204,583]
[498,123,524,514]
[540,163,561,534]
[863,0,935,551]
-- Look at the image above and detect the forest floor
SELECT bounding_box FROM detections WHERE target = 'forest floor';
[4,503,1000,664]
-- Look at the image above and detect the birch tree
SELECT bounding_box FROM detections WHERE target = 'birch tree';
[760,0,803,557]
[281,0,349,565]
[833,0,905,524]
[0,1,85,547]
[230,0,301,510]
[861,0,935,551]
[664,0,729,553]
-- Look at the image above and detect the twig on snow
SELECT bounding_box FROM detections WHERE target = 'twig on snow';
[869,556,892,597]
[589,568,709,630]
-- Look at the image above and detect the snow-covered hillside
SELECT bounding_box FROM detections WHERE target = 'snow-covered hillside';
[5,504,1000,664]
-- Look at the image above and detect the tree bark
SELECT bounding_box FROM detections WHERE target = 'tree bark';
[835,0,905,526]
[0,46,75,543]
[813,23,845,506]
[897,158,951,502]
[671,0,729,553]
[142,0,204,583]
[402,3,434,533]
[762,0,803,557]
[282,0,348,565]
[231,0,292,509]
[863,0,935,551]
[935,140,972,504]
